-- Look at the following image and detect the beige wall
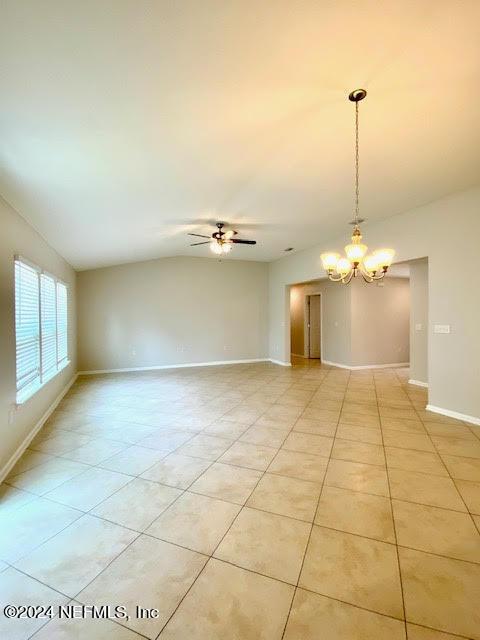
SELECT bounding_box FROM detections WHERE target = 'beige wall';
[268,186,480,422]
[350,277,410,366]
[77,256,269,372]
[409,258,428,385]
[0,197,77,475]
[289,285,305,356]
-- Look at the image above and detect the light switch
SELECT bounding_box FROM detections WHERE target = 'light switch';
[415,323,423,331]
[434,324,450,334]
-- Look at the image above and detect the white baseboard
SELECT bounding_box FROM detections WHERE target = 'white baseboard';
[0,373,78,483]
[409,379,429,388]
[322,360,409,371]
[78,358,270,375]
[426,404,480,427]
[269,359,292,367]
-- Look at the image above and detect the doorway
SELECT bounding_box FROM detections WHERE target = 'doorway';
[306,294,321,359]
[289,284,322,362]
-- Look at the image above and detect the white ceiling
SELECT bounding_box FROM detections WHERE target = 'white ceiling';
[1,1,479,270]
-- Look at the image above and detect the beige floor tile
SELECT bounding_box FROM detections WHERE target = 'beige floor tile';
[137,429,193,452]
[406,623,470,639]
[393,499,480,562]
[60,437,127,465]
[33,616,140,639]
[342,402,378,416]
[252,415,296,431]
[214,507,310,583]
[203,420,249,439]
[293,418,337,436]
[16,514,137,596]
[6,457,89,495]
[147,492,240,554]
[455,479,480,514]
[284,589,406,640]
[423,422,477,439]
[218,441,278,471]
[99,445,168,475]
[247,473,321,521]
[267,450,328,483]
[141,453,211,489]
[0,485,37,515]
[388,468,466,511]
[303,407,340,422]
[159,558,294,639]
[299,525,403,618]
[399,547,480,639]
[385,447,448,476]
[239,425,287,447]
[92,478,181,531]
[331,438,385,466]
[6,449,55,477]
[45,467,132,511]
[190,463,261,504]
[431,435,480,459]
[382,432,435,452]
[282,432,333,457]
[335,423,383,444]
[0,497,81,563]
[440,454,480,481]
[29,431,93,455]
[339,413,381,428]
[315,485,395,542]
[0,567,68,640]
[380,417,425,433]
[177,434,233,460]
[78,535,207,638]
[325,459,389,497]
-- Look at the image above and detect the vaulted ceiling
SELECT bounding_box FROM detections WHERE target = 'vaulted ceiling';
[1,1,479,269]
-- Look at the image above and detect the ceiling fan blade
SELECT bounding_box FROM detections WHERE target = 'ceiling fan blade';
[231,238,256,245]
[190,241,211,246]
[188,233,211,238]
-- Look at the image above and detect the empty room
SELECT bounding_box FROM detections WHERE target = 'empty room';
[1,2,479,639]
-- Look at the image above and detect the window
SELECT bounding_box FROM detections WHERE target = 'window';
[14,257,69,403]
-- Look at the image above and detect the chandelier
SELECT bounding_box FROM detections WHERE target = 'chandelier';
[321,89,395,283]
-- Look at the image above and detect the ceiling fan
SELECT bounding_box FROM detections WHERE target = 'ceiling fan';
[188,222,257,255]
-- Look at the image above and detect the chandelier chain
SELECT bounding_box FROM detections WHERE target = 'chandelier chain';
[355,100,359,225]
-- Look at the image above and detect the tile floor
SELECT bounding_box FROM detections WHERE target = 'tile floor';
[1,361,480,639]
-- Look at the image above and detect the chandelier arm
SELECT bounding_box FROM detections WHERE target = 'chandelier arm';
[341,270,354,285]
[327,272,346,282]
[372,269,387,280]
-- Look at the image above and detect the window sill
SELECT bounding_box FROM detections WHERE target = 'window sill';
[16,360,71,405]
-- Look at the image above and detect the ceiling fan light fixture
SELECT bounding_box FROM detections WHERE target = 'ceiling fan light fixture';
[210,241,223,255]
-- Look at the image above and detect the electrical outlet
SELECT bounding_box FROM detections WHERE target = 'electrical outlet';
[434,324,451,334]
[131,348,136,356]
[415,323,423,331]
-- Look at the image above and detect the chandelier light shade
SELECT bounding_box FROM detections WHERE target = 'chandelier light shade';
[320,89,395,284]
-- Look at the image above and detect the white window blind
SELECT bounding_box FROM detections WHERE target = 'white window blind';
[15,261,41,399]
[14,257,69,403]
[56,281,68,366]
[40,273,57,380]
